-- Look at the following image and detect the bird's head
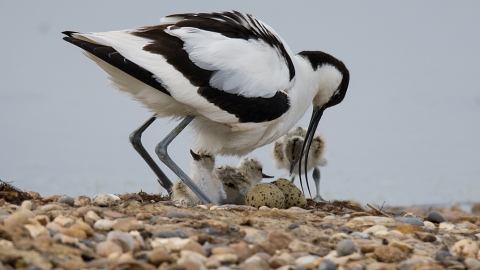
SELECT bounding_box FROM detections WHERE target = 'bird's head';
[295,51,350,194]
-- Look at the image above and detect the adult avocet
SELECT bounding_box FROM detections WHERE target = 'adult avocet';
[62,11,350,204]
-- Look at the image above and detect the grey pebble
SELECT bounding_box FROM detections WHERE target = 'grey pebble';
[57,195,75,206]
[202,241,213,257]
[397,216,424,226]
[434,250,453,261]
[174,229,188,238]
[398,259,424,270]
[318,259,337,270]
[47,228,57,237]
[149,216,159,223]
[350,232,370,239]
[165,211,192,219]
[427,211,447,223]
[203,227,219,235]
[288,223,299,230]
[92,232,106,242]
[106,230,135,252]
[336,239,355,257]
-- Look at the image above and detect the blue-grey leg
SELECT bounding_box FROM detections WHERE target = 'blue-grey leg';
[129,115,173,192]
[313,167,326,202]
[155,115,214,204]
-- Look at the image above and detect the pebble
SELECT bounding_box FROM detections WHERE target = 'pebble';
[295,254,318,267]
[350,232,370,239]
[363,225,388,235]
[148,247,173,266]
[464,258,480,270]
[153,230,188,239]
[57,195,75,206]
[85,210,101,221]
[451,239,479,258]
[93,219,114,231]
[74,195,92,207]
[96,240,123,257]
[414,231,437,242]
[203,227,219,235]
[318,259,337,270]
[434,250,453,261]
[427,211,447,223]
[165,211,192,219]
[439,222,456,231]
[396,216,424,226]
[92,194,118,207]
[336,239,356,256]
[40,204,63,212]
[374,245,407,263]
[20,200,32,211]
[106,230,135,252]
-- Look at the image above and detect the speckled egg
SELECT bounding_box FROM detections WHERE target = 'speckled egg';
[244,183,285,209]
[272,178,307,209]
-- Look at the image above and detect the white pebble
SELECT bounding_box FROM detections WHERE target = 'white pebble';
[94,219,114,231]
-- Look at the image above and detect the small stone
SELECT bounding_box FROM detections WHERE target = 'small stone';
[347,216,396,227]
[434,250,453,261]
[94,219,114,231]
[96,240,123,257]
[85,210,101,221]
[103,209,124,218]
[24,224,50,238]
[211,246,235,255]
[177,250,207,268]
[465,258,480,270]
[212,253,238,263]
[70,219,94,237]
[268,253,294,268]
[259,206,270,211]
[20,200,32,211]
[423,221,436,230]
[388,240,413,253]
[92,194,117,207]
[350,232,370,239]
[112,218,144,232]
[74,195,92,207]
[4,211,31,228]
[396,216,424,226]
[295,255,318,268]
[57,195,75,206]
[451,239,479,258]
[40,204,63,212]
[288,223,299,230]
[374,245,407,263]
[395,224,425,234]
[414,231,437,242]
[165,211,192,219]
[439,222,456,231]
[241,255,270,270]
[366,262,396,270]
[242,228,268,244]
[154,230,178,239]
[151,238,206,256]
[53,215,74,227]
[107,230,136,253]
[427,211,447,223]
[230,241,253,261]
[268,231,292,250]
[33,215,49,226]
[363,225,388,234]
[318,259,337,270]
[336,239,355,257]
[148,247,172,266]
[60,227,87,238]
[398,258,424,270]
[203,227,219,235]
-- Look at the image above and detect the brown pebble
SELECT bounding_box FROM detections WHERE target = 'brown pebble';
[96,240,123,257]
[267,230,293,250]
[230,241,253,261]
[373,245,407,263]
[60,227,87,239]
[395,224,426,234]
[148,247,173,266]
[414,231,437,242]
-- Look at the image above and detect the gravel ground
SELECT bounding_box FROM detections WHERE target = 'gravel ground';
[0,186,480,270]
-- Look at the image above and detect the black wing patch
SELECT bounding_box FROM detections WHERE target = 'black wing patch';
[133,25,290,123]
[166,11,295,81]
[62,31,170,96]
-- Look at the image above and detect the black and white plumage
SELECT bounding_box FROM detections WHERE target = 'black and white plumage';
[62,11,350,203]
